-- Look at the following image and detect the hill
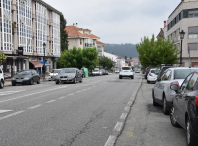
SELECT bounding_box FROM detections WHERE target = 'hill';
[104,43,139,58]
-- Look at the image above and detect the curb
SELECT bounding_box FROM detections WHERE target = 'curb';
[104,77,143,146]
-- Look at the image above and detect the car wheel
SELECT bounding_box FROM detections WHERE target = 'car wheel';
[119,76,122,79]
[131,76,134,79]
[37,78,40,84]
[170,107,180,127]
[0,81,4,89]
[30,79,34,85]
[152,90,158,106]
[56,81,59,84]
[79,78,82,83]
[147,80,150,84]
[163,96,169,115]
[186,117,198,146]
[12,83,16,86]
[73,78,77,84]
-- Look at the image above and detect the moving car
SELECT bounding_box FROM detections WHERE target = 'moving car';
[152,67,198,115]
[170,72,198,146]
[147,68,159,83]
[115,69,119,74]
[48,69,62,81]
[0,67,4,89]
[55,68,82,84]
[119,66,134,79]
[135,68,141,73]
[12,70,40,86]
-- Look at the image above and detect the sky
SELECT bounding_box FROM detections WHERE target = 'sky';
[45,0,181,44]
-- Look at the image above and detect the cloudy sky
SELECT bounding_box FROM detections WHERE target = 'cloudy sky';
[45,0,181,44]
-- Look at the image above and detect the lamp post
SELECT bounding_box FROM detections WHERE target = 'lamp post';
[43,43,46,82]
[179,30,185,66]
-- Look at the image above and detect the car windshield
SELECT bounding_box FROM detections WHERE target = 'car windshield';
[51,70,61,73]
[17,70,32,75]
[61,69,76,73]
[93,70,99,72]
[151,70,159,75]
[122,67,130,70]
[174,69,198,79]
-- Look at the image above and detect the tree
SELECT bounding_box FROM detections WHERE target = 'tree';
[60,15,68,51]
[0,52,7,64]
[128,61,131,66]
[136,35,179,67]
[82,47,98,70]
[99,56,113,70]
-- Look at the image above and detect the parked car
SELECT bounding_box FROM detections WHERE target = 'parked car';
[92,69,102,76]
[115,69,119,74]
[79,69,85,78]
[135,68,141,73]
[145,66,157,79]
[101,69,106,75]
[12,70,40,86]
[48,69,62,81]
[156,65,172,80]
[105,70,109,75]
[55,68,82,84]
[119,66,134,79]
[152,67,198,115]
[170,72,198,146]
[147,68,159,83]
[0,67,4,89]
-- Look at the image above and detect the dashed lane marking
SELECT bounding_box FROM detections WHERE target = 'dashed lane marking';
[0,111,24,121]
[28,104,42,109]
[0,110,12,114]
[104,135,116,146]
[120,113,128,120]
[113,122,123,132]
[46,100,56,104]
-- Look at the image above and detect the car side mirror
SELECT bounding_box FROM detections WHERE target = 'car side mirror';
[170,81,180,93]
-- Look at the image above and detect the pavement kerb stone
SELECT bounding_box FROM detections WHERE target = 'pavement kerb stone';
[104,77,143,146]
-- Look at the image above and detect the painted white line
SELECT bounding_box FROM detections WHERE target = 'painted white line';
[28,104,42,109]
[113,122,123,132]
[58,96,65,100]
[120,113,128,120]
[92,86,96,87]
[68,93,74,96]
[0,111,24,121]
[76,91,81,93]
[0,110,12,114]
[104,135,116,146]
[0,86,68,104]
[125,106,130,111]
[127,101,132,106]
[46,100,56,104]
[83,89,87,91]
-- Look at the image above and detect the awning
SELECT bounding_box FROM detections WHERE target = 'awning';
[40,62,51,67]
[30,61,43,68]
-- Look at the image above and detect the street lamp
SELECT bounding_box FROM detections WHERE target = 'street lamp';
[43,43,46,82]
[179,30,185,66]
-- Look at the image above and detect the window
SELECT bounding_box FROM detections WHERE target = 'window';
[188,43,198,50]
[162,70,171,81]
[73,39,76,42]
[188,26,198,39]
[189,10,198,18]
[80,39,82,45]
[180,73,193,92]
[186,73,198,91]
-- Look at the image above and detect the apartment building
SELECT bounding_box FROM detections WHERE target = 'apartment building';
[96,40,106,57]
[166,0,198,67]
[0,0,61,76]
[157,21,167,39]
[66,24,99,50]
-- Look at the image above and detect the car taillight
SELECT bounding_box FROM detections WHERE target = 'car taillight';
[120,70,122,71]
[149,73,152,76]
[131,70,133,72]
[195,96,198,106]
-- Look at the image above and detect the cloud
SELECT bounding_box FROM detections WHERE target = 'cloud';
[44,0,181,44]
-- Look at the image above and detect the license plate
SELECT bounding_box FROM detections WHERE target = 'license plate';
[16,80,23,82]
[124,71,128,72]
[61,78,67,81]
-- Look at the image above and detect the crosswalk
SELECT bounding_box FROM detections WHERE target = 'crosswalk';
[0,90,24,96]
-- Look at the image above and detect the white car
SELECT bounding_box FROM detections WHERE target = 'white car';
[115,69,120,73]
[0,67,4,88]
[48,69,62,81]
[119,66,134,79]
[147,68,159,83]
[92,69,102,76]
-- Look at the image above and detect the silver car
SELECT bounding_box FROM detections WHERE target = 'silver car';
[152,67,198,115]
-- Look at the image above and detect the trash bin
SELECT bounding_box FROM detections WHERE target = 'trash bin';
[81,67,89,77]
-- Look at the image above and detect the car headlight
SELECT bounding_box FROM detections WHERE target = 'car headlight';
[68,76,74,78]
[12,77,15,80]
[24,77,30,80]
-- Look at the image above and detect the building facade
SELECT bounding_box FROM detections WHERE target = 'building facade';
[166,0,198,67]
[96,40,106,57]
[0,0,61,76]
[66,24,99,50]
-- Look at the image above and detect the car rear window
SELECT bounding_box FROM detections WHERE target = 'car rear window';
[151,70,159,75]
[122,67,131,70]
[174,69,198,79]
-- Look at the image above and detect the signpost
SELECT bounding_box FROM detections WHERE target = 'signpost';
[188,45,191,68]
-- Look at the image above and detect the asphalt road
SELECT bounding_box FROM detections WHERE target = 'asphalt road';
[0,74,142,146]
[115,79,186,146]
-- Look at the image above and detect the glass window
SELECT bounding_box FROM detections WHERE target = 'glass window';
[186,73,198,91]
[188,43,198,50]
[162,70,171,81]
[180,73,193,92]
[174,69,198,79]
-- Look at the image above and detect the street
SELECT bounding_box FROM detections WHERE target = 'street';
[0,74,187,146]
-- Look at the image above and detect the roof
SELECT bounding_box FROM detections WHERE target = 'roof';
[125,59,133,62]
[96,41,106,45]
[66,26,100,39]
[168,1,183,18]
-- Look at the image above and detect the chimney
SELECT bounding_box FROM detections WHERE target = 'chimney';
[73,23,75,26]
[76,23,78,27]
[164,21,166,28]
[160,28,162,31]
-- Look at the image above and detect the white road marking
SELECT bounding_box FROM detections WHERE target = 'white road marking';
[0,90,25,96]
[28,104,42,109]
[113,122,123,132]
[68,93,74,96]
[0,110,12,114]
[76,91,81,93]
[58,96,65,100]
[127,101,132,106]
[104,135,116,146]
[46,100,56,104]
[0,111,24,121]
[0,86,68,104]
[125,106,130,111]
[120,113,128,120]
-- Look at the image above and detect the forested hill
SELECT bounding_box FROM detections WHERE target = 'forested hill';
[104,43,139,58]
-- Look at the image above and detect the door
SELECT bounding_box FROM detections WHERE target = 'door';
[175,73,193,126]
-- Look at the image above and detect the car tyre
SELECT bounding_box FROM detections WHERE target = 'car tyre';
[119,76,122,79]
[30,79,34,85]
[152,90,158,106]
[56,81,59,84]
[163,96,169,115]
[12,83,16,86]
[131,76,134,79]
[147,80,150,84]
[186,117,198,146]
[73,78,77,84]
[0,80,4,89]
[170,107,180,127]
[37,78,40,84]
[79,78,82,83]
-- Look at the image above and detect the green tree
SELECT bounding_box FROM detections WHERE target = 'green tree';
[0,52,7,64]
[99,56,113,70]
[136,35,179,67]
[128,61,131,66]
[60,15,68,51]
[82,47,98,70]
